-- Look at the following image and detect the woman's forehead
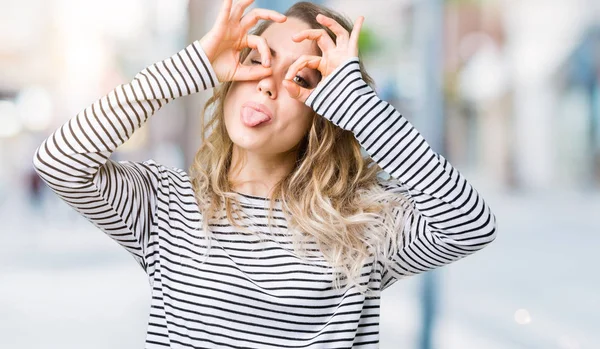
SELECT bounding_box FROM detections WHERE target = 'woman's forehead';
[260,17,319,58]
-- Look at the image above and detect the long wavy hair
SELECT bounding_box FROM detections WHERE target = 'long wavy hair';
[189,1,410,293]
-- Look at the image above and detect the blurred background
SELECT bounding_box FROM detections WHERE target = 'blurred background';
[1,0,599,348]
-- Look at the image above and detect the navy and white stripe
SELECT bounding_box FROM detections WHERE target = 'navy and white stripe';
[33,44,496,348]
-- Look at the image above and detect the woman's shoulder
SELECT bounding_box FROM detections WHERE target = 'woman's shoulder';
[110,158,194,188]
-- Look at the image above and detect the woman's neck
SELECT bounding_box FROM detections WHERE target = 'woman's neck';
[228,146,298,197]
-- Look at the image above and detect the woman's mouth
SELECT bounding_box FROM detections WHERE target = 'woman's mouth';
[240,102,273,127]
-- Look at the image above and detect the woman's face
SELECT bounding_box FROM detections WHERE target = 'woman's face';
[223,17,321,155]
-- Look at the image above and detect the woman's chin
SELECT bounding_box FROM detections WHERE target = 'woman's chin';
[230,135,268,153]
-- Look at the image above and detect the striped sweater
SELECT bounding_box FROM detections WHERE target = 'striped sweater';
[33,41,497,348]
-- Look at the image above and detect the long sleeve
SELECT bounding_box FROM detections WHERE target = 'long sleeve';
[305,58,497,288]
[32,41,218,270]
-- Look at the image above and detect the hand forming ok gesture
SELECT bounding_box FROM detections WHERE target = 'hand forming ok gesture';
[283,14,365,103]
[199,0,286,82]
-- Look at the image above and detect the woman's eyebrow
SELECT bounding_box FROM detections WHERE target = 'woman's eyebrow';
[260,47,321,66]
[250,47,277,58]
[256,47,321,79]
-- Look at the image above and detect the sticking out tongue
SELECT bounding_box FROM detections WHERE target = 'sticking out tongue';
[241,106,271,127]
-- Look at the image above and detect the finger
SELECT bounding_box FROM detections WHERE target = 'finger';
[292,29,335,52]
[230,0,255,22]
[349,16,364,55]
[215,0,233,26]
[245,35,272,67]
[240,9,286,33]
[316,14,350,45]
[283,80,312,102]
[285,55,322,81]
[234,65,273,81]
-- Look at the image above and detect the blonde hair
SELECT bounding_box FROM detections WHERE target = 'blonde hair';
[189,2,410,293]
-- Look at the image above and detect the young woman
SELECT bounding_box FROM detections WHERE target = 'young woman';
[33,0,497,347]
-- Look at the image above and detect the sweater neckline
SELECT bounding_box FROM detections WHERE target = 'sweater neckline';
[233,191,281,203]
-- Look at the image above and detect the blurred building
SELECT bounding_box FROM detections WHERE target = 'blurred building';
[555,26,600,186]
[442,0,600,192]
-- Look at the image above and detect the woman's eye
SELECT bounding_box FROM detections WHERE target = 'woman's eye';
[293,75,309,88]
[250,59,262,65]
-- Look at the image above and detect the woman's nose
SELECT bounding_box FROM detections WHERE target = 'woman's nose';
[257,77,276,99]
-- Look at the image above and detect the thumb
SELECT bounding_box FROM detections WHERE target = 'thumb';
[283,80,312,103]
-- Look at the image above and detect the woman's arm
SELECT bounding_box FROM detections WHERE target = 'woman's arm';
[306,58,498,286]
[32,0,286,270]
[32,42,218,269]
[285,14,496,286]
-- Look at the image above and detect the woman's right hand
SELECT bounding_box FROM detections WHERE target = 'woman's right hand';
[199,0,286,82]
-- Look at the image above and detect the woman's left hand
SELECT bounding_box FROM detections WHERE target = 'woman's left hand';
[283,14,364,103]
